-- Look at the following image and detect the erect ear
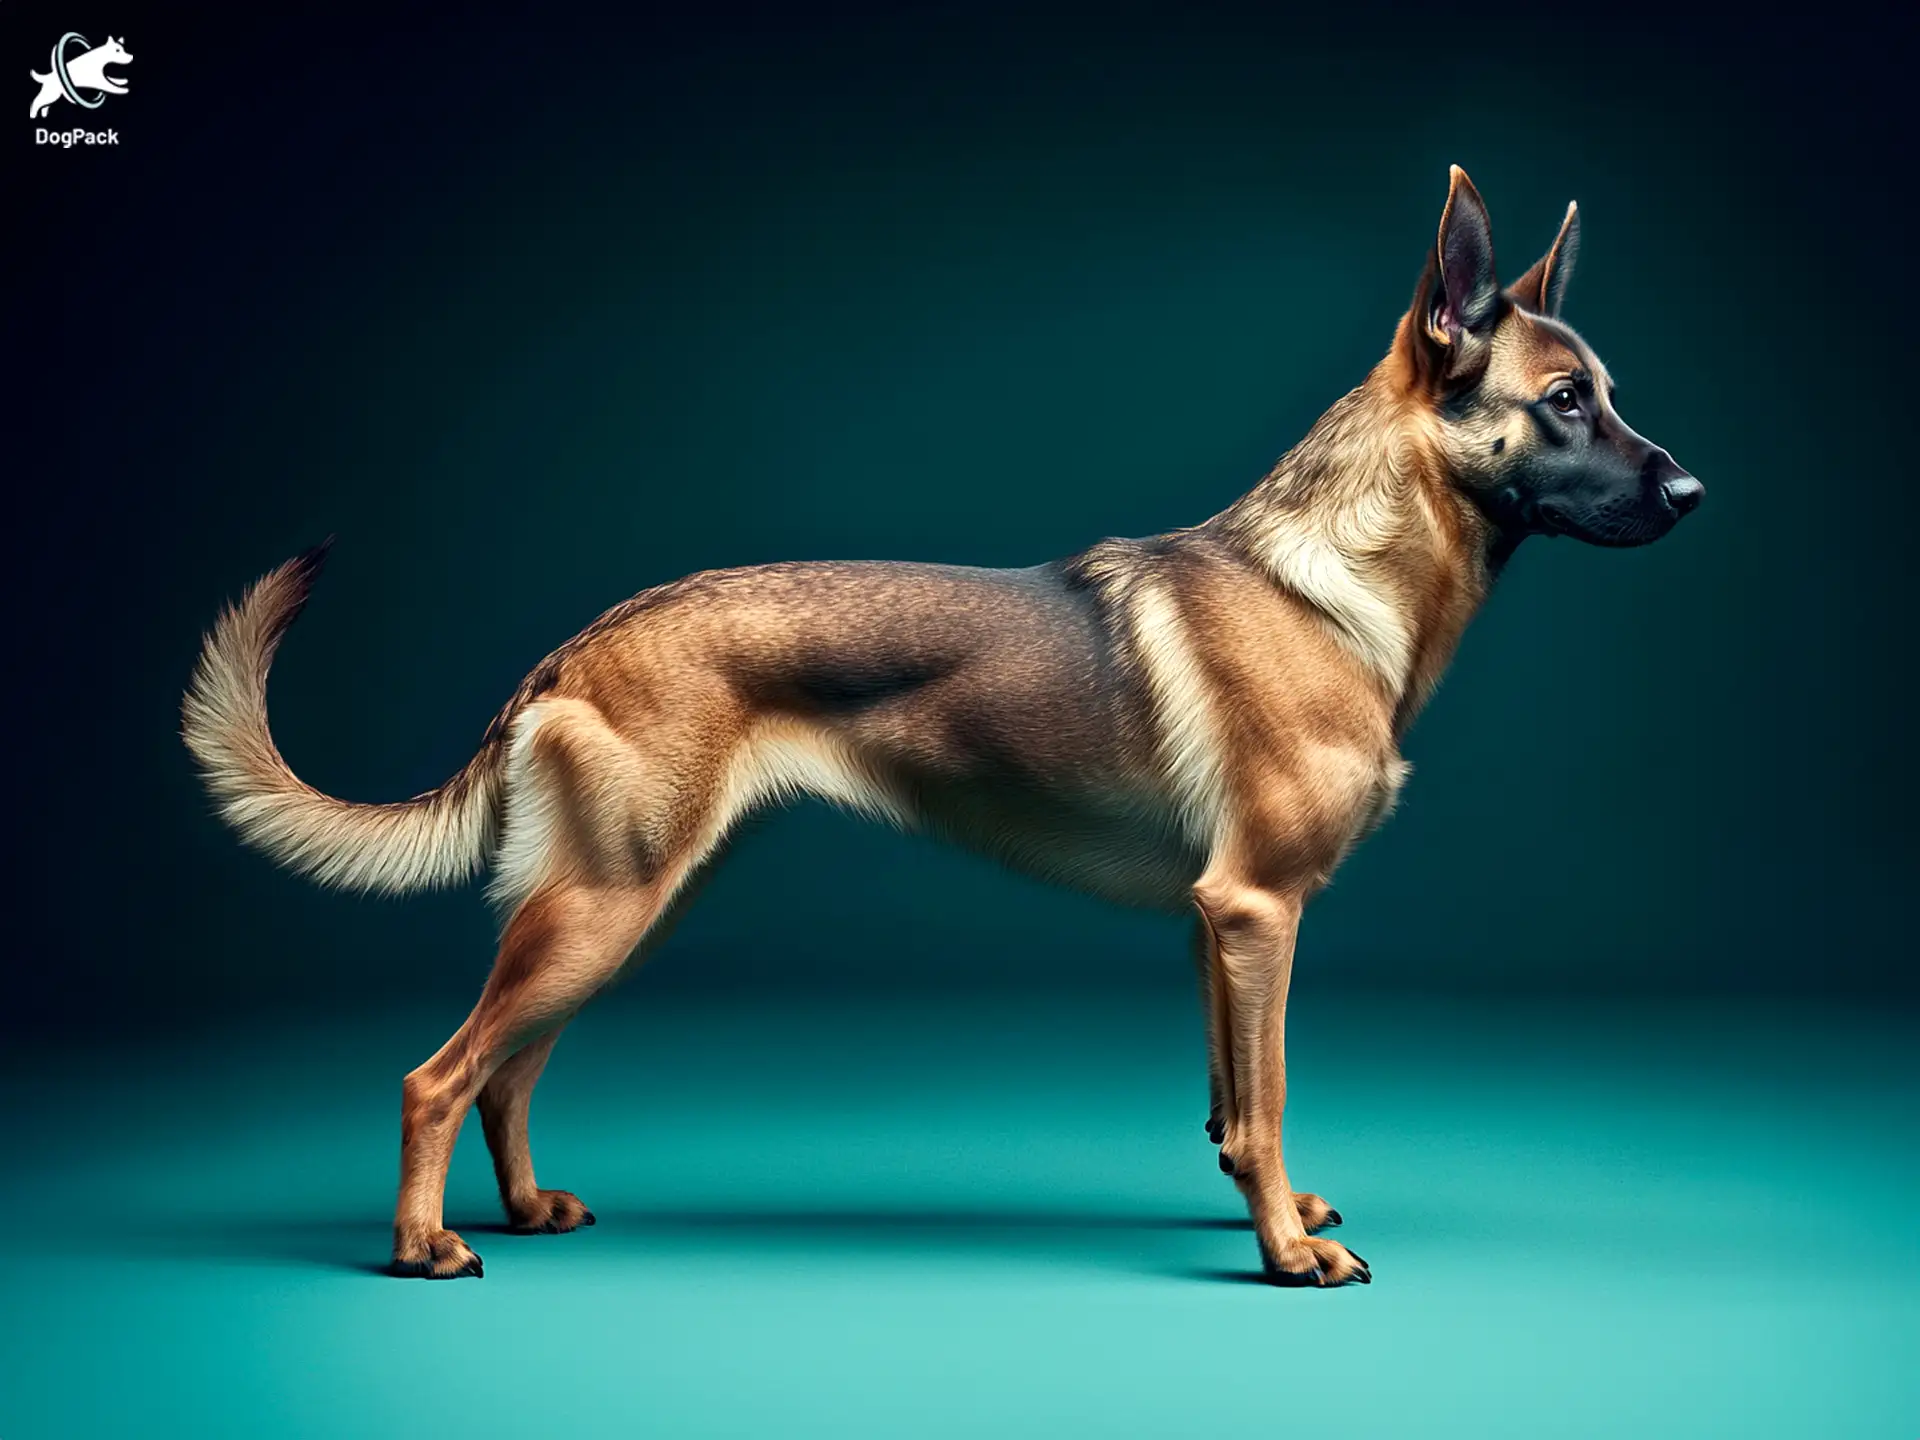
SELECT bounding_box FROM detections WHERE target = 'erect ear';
[1506,202,1580,317]
[1429,165,1500,342]
[1399,166,1502,387]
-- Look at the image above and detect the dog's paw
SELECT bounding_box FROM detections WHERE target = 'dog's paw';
[391,1228,484,1280]
[1260,1235,1370,1288]
[1292,1192,1342,1232]
[508,1188,597,1235]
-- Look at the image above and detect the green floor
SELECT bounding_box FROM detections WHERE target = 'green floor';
[3,990,1913,1437]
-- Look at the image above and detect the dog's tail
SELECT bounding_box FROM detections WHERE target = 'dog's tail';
[181,541,506,895]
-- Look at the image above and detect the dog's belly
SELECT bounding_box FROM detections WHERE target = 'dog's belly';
[896,770,1204,912]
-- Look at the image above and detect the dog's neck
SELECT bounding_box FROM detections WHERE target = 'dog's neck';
[1205,366,1505,736]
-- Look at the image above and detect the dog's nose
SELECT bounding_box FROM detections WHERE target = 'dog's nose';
[1662,475,1705,516]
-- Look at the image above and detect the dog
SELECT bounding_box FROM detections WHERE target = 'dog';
[28,35,131,119]
[183,167,1703,1284]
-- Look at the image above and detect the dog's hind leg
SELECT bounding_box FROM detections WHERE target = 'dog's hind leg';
[390,693,738,1278]
[391,878,667,1277]
[476,1031,586,1233]
[474,845,729,1237]
[1197,876,1359,1282]
[27,75,61,119]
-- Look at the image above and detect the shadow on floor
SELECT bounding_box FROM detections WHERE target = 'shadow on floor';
[595,1206,1252,1235]
[118,1205,1255,1277]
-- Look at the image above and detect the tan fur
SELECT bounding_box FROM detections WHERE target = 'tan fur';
[1131,580,1234,851]
[181,549,501,894]
[184,170,1673,1286]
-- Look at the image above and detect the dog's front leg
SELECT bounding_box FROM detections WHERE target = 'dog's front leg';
[1195,876,1366,1286]
[1193,916,1336,1242]
[1191,918,1230,1146]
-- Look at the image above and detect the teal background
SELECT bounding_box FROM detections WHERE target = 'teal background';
[4,997,1915,1436]
[6,2,1915,1435]
[9,4,1915,1021]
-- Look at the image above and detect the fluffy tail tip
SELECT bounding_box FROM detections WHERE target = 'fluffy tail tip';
[290,534,336,583]
[274,535,337,619]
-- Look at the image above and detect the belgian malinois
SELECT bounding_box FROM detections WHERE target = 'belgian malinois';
[184,167,1704,1285]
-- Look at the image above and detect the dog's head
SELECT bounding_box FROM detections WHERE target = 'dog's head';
[1396,166,1702,548]
[98,36,133,66]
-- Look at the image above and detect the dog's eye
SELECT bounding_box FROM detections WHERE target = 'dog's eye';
[1548,386,1579,415]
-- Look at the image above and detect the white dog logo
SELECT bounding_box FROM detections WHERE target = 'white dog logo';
[29,34,132,119]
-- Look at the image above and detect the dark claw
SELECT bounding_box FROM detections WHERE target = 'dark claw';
[1352,1267,1371,1284]
[1217,1151,1235,1175]
[1324,1209,1343,1227]
[418,1259,487,1282]
[395,1252,484,1279]
[581,1210,597,1226]
[1265,1265,1324,1288]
